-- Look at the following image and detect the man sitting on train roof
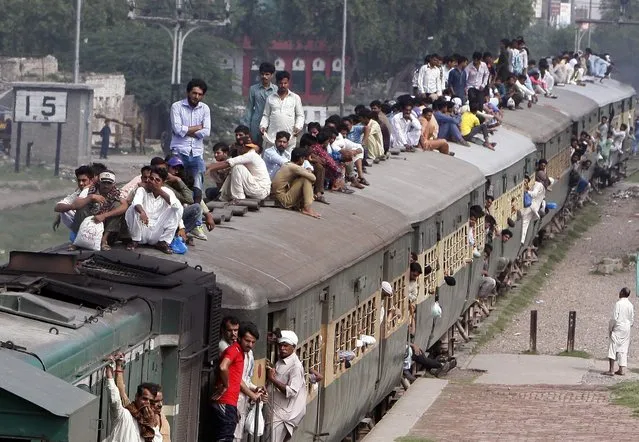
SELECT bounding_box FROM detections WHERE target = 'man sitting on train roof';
[433,100,469,146]
[207,139,271,203]
[104,359,163,442]
[68,171,129,251]
[390,101,421,152]
[125,166,183,254]
[53,165,93,234]
[271,147,321,219]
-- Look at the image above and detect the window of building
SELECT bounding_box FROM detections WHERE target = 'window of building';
[311,58,326,94]
[292,57,306,94]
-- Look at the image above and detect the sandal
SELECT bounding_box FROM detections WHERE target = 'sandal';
[359,178,370,186]
[333,187,355,194]
[101,244,112,251]
[315,195,330,205]
[155,241,173,255]
[126,241,138,251]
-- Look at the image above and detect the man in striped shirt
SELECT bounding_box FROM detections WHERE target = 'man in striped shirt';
[170,78,211,203]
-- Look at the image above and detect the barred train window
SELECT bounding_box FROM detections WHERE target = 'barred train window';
[546,149,571,180]
[442,223,469,275]
[333,297,378,374]
[475,216,485,252]
[422,245,439,297]
[386,275,406,330]
[297,333,322,395]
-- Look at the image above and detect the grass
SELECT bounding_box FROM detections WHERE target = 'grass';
[611,381,639,416]
[557,350,592,359]
[472,205,602,352]
[395,437,436,442]
[0,197,68,261]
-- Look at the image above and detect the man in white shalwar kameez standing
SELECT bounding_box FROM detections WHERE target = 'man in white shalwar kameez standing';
[125,166,183,254]
[604,287,634,376]
[259,71,305,152]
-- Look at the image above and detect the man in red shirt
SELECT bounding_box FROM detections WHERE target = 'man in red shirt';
[211,322,260,441]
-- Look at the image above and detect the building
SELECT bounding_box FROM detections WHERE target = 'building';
[241,37,350,107]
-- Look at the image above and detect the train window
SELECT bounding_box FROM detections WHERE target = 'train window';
[297,332,322,396]
[492,180,525,230]
[442,223,469,276]
[546,149,571,179]
[422,245,439,297]
[475,215,485,254]
[386,275,406,332]
[332,296,378,374]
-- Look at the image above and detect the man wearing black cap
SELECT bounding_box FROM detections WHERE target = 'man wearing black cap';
[68,171,128,250]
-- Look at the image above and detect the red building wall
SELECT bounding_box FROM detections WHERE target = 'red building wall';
[242,37,351,106]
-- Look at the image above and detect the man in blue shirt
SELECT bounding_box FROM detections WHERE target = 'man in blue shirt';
[170,78,211,203]
[99,120,111,159]
[245,62,277,147]
[448,55,468,102]
[263,131,292,179]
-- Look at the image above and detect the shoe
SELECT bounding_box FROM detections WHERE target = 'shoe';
[190,225,208,241]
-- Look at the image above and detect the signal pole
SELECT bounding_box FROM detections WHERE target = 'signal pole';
[127,0,231,103]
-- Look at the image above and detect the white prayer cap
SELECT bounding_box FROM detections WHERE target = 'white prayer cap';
[278,330,298,346]
[452,97,462,107]
[381,281,393,295]
[99,171,116,183]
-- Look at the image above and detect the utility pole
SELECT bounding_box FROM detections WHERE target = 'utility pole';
[127,0,231,104]
[73,0,82,83]
[339,0,347,116]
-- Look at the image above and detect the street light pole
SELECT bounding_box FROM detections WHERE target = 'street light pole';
[73,0,82,83]
[339,0,347,116]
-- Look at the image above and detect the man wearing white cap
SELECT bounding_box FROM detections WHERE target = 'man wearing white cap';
[267,330,307,442]
[68,170,128,251]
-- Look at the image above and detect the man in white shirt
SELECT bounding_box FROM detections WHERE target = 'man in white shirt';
[208,142,271,202]
[260,71,305,151]
[125,166,183,254]
[391,103,422,151]
[604,287,634,376]
[53,165,93,232]
[417,54,444,100]
[170,78,211,203]
[104,363,162,442]
[268,330,307,442]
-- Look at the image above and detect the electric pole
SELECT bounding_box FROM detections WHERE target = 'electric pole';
[126,0,231,104]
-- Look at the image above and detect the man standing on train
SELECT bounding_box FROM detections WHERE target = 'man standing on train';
[211,322,261,442]
[268,330,307,442]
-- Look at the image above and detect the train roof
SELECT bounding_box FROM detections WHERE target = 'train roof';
[357,150,485,224]
[562,79,635,107]
[448,127,536,176]
[501,99,572,143]
[0,350,97,416]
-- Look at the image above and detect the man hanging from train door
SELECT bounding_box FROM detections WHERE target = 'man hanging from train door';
[267,330,307,442]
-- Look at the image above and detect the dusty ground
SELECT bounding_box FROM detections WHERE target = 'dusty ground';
[481,181,639,367]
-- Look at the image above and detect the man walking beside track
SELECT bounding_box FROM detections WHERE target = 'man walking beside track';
[604,287,634,376]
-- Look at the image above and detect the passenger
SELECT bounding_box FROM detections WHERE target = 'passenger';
[104,363,161,442]
[520,174,545,245]
[433,100,468,146]
[170,78,211,203]
[69,171,128,251]
[418,107,451,155]
[219,315,240,353]
[448,55,468,102]
[231,125,251,157]
[466,51,490,105]
[111,353,171,442]
[53,165,93,232]
[121,165,153,203]
[245,61,277,145]
[478,244,497,299]
[502,74,524,110]
[360,109,385,162]
[403,343,452,383]
[125,166,183,254]
[332,122,367,187]
[299,134,329,204]
[391,102,421,152]
[535,159,554,191]
[604,287,634,376]
[211,322,261,442]
[306,122,321,137]
[205,142,231,201]
[268,330,307,442]
[460,102,496,150]
[271,147,321,219]
[370,100,392,155]
[263,131,293,179]
[233,322,266,442]
[417,54,444,100]
[208,140,271,203]
[260,70,305,151]
[313,130,350,194]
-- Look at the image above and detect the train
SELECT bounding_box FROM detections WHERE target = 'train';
[0,78,635,442]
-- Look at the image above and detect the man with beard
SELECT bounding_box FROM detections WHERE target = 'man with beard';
[260,71,305,152]
[105,360,162,441]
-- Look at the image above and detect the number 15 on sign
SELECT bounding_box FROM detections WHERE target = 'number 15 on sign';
[14,90,68,123]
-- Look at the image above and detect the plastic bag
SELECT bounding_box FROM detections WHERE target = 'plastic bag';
[523,191,533,208]
[170,236,188,254]
[245,401,264,436]
[73,216,104,251]
[431,301,442,318]
[546,201,557,210]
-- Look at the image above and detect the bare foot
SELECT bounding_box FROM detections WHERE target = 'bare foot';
[614,370,625,376]
[302,207,321,219]
[67,244,78,251]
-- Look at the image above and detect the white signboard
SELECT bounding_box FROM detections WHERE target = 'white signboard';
[14,90,68,123]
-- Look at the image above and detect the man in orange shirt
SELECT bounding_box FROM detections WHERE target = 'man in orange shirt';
[419,108,452,155]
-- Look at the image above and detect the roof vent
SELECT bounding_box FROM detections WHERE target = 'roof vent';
[0,292,84,328]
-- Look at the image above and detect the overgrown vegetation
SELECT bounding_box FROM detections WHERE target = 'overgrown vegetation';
[611,381,639,416]
[472,206,602,352]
